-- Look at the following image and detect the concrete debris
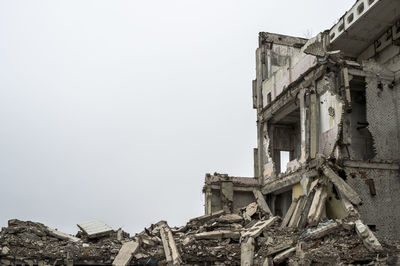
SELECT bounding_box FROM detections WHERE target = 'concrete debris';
[273,247,296,264]
[240,237,255,266]
[193,230,240,240]
[45,226,81,243]
[112,240,139,266]
[159,222,182,265]
[77,220,114,239]
[301,220,339,240]
[242,216,280,239]
[2,1,400,265]
[355,220,384,253]
[321,165,362,205]
[245,202,258,217]
[1,212,399,265]
[253,190,272,215]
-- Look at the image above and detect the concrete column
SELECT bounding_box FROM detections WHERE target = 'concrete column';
[309,89,318,158]
[205,187,212,215]
[298,89,307,162]
[241,237,255,266]
[221,181,234,213]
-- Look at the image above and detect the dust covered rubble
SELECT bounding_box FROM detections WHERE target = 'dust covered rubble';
[1,204,400,265]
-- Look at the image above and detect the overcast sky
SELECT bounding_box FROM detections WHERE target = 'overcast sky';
[0,0,352,234]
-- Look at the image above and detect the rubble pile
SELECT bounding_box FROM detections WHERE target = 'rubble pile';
[1,200,400,266]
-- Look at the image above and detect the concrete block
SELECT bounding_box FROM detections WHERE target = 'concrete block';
[112,240,139,266]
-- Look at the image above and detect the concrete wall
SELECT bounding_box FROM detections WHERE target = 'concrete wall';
[233,191,255,211]
[211,189,222,213]
[364,60,399,161]
[344,167,400,239]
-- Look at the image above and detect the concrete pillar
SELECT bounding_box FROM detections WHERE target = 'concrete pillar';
[221,180,234,213]
[241,237,255,266]
[298,89,307,162]
[309,89,318,159]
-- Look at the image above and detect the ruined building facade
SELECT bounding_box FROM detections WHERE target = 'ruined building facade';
[204,0,400,239]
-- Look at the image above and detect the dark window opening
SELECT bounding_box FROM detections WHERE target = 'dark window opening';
[267,92,272,105]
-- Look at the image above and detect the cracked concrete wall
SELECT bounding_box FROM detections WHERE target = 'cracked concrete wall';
[318,91,343,158]
[344,167,400,239]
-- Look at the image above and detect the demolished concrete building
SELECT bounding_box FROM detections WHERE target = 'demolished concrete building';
[204,0,400,241]
[2,0,400,265]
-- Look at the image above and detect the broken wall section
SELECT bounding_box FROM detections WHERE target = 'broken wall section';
[363,59,400,162]
[344,165,400,239]
[204,173,259,214]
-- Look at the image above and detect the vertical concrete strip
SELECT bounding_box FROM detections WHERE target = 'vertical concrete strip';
[309,91,318,158]
[159,222,182,266]
[253,190,272,215]
[342,67,352,112]
[241,237,255,266]
[307,186,328,226]
[160,226,173,263]
[321,164,362,205]
[281,199,298,228]
[288,196,306,227]
[112,240,139,266]
[167,228,182,265]
[298,190,315,228]
[221,181,234,213]
[307,186,323,225]
[298,89,307,162]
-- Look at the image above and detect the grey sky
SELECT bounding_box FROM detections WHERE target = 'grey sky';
[0,0,352,234]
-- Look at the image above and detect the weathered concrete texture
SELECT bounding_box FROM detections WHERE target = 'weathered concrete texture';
[344,166,400,239]
[193,230,240,240]
[253,190,272,215]
[355,220,383,252]
[240,237,255,266]
[364,59,399,161]
[112,240,139,266]
[233,191,256,211]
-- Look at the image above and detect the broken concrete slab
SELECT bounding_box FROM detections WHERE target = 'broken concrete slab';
[266,240,294,256]
[280,199,297,228]
[217,214,243,223]
[302,221,339,240]
[273,247,296,264]
[242,216,280,239]
[189,210,225,223]
[245,202,258,217]
[307,186,328,226]
[298,190,315,228]
[77,220,113,239]
[193,230,240,240]
[355,220,383,253]
[45,227,81,243]
[159,222,182,266]
[112,240,139,266]
[253,190,272,215]
[289,196,307,227]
